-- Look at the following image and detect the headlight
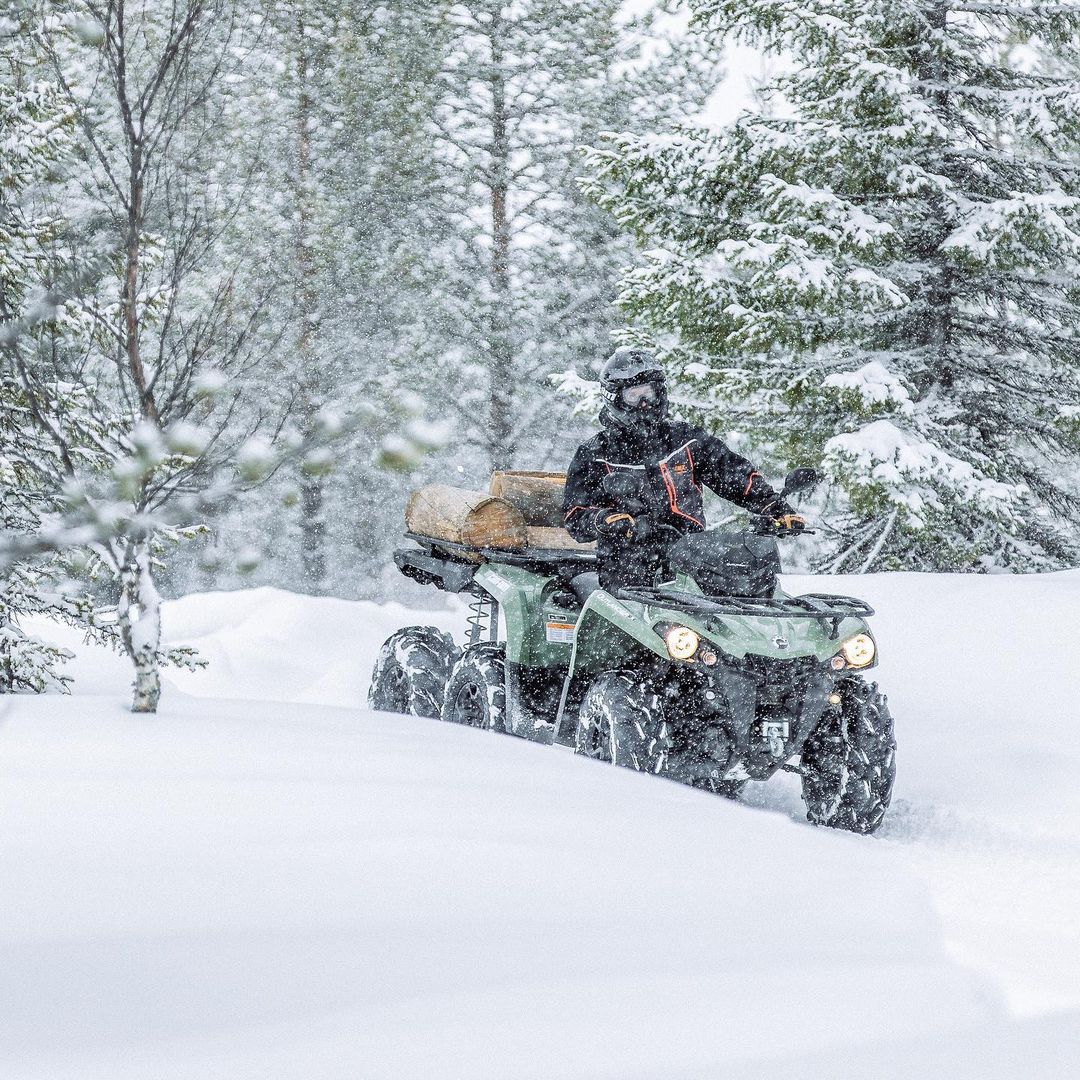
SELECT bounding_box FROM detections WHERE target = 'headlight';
[839,633,876,668]
[664,625,700,660]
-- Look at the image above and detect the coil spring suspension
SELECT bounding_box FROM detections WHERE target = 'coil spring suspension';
[466,592,498,646]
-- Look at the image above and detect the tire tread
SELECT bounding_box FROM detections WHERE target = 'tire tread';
[368,626,459,718]
[801,678,896,834]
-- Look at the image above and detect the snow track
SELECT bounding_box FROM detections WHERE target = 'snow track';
[2,574,1078,1078]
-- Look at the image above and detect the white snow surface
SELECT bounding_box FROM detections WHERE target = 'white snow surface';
[2,573,1079,1079]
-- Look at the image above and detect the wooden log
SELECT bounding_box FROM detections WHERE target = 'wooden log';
[406,485,526,550]
[525,526,596,553]
[489,470,567,527]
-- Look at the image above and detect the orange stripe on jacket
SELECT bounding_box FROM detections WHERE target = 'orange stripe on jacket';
[659,461,704,528]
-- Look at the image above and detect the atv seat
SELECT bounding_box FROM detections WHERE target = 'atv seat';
[570,571,601,607]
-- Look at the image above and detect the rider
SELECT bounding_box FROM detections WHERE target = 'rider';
[563,347,805,589]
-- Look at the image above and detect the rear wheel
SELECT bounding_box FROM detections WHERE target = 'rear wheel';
[368,626,459,718]
[801,677,896,834]
[441,644,507,732]
[575,671,670,772]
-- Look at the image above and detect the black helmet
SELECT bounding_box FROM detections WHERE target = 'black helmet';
[600,346,668,431]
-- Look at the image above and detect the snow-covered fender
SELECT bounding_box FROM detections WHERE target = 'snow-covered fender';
[473,562,557,667]
[550,589,668,743]
[566,590,668,680]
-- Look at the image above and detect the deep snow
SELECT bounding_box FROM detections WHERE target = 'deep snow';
[1,572,1078,1078]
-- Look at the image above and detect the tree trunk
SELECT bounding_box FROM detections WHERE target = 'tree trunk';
[115,2,159,710]
[295,16,325,590]
[0,629,12,693]
[118,542,162,713]
[123,166,156,423]
[488,18,515,472]
[117,1,156,427]
[300,472,326,585]
[916,1,955,382]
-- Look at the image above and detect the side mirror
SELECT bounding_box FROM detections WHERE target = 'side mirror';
[781,466,820,498]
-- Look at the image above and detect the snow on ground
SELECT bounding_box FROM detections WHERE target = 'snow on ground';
[1,573,1079,1078]
[778,570,1080,1017]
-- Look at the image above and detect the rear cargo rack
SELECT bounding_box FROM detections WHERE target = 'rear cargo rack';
[396,533,597,593]
[394,545,477,593]
[405,532,595,565]
[617,587,874,640]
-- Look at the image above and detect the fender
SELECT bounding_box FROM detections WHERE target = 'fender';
[551,590,668,743]
[567,590,667,680]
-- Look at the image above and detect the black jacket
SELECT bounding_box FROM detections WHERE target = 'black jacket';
[564,412,786,586]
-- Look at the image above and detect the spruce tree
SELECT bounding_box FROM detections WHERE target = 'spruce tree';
[583,0,1080,571]
[0,2,86,692]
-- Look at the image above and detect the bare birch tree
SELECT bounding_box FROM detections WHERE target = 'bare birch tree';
[39,0,287,710]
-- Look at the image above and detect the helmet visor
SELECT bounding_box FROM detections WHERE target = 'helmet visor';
[620,382,660,408]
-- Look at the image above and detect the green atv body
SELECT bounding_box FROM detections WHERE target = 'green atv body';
[371,487,896,834]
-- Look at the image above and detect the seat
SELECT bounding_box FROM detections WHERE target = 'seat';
[571,571,601,607]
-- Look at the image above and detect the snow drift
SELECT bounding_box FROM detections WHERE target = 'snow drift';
[1,572,1078,1079]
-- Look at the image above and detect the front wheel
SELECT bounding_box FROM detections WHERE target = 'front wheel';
[800,677,896,835]
[368,626,459,718]
[575,671,670,772]
[441,644,507,732]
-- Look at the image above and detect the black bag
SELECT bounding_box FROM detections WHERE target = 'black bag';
[668,530,781,599]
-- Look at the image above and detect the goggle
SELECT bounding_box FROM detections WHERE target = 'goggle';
[620,382,661,408]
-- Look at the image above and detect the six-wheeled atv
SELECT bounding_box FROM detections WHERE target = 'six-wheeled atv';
[370,469,896,834]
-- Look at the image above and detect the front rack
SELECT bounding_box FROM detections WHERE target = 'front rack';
[617,587,874,639]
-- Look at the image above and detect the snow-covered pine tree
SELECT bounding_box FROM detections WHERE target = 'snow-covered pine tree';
[582,0,1080,571]
[0,2,86,692]
[0,377,114,692]
[278,1,451,592]
[37,1,292,710]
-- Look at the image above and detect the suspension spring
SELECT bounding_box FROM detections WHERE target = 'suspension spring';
[466,591,498,646]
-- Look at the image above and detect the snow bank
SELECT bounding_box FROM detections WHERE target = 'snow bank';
[3,573,1079,1078]
[38,586,462,708]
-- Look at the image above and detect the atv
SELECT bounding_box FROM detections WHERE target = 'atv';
[370,468,896,834]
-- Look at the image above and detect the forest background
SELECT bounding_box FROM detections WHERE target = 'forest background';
[2,0,1079,708]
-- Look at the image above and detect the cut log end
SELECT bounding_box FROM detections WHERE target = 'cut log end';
[406,485,526,550]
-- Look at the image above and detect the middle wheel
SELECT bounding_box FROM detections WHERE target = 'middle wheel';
[441,644,507,732]
[575,670,671,773]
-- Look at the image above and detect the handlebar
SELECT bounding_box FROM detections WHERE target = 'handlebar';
[751,518,816,537]
[660,519,816,539]
[616,514,815,541]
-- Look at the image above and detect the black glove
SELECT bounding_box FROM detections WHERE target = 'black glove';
[764,500,807,532]
[594,510,655,543]
[774,513,807,532]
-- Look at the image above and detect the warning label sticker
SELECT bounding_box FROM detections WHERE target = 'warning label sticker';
[545,616,576,644]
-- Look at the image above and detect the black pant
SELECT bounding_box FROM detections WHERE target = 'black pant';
[597,537,669,592]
